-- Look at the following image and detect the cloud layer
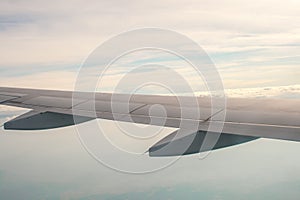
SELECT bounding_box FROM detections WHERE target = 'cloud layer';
[0,0,299,90]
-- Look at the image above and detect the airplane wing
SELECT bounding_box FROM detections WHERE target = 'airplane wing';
[0,87,299,156]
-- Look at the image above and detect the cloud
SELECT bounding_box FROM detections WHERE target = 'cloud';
[196,84,300,98]
[0,0,299,70]
[0,70,76,90]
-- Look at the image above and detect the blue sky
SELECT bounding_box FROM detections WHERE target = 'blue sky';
[0,0,300,199]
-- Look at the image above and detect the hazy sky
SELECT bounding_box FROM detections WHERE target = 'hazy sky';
[0,0,300,199]
[0,0,299,90]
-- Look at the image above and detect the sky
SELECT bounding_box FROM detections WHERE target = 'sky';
[0,0,300,199]
[0,0,299,90]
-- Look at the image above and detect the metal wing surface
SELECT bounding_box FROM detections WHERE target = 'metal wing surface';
[0,87,299,156]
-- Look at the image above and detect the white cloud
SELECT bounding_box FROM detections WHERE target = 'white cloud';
[0,1,299,92]
[0,70,77,90]
[197,84,300,98]
[0,0,299,69]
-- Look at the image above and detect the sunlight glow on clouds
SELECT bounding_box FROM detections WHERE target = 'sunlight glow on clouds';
[0,0,299,90]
